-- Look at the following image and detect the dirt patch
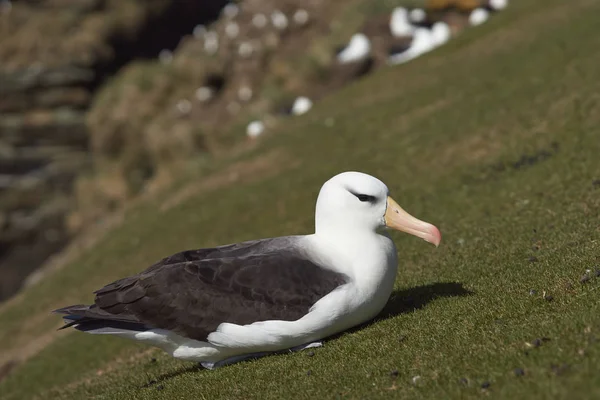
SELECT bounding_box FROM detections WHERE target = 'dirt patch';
[160,148,301,211]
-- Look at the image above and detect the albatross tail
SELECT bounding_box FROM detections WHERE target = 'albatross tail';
[53,304,148,336]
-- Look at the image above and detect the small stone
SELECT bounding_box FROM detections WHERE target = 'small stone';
[531,338,542,348]
[306,370,312,376]
[481,381,491,389]
[150,357,157,363]
[595,269,600,277]
[156,385,164,391]
[592,179,600,188]
[390,369,399,378]
[306,351,315,357]
[528,256,538,263]
[544,294,554,302]
[398,335,407,343]
[412,375,421,385]
[459,377,468,385]
[514,368,525,377]
[580,275,591,284]
[529,289,537,296]
[578,349,586,357]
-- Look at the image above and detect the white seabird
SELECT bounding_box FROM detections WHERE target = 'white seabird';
[225,22,240,39]
[193,24,206,39]
[293,9,309,26]
[158,49,173,64]
[388,22,450,65]
[291,96,313,116]
[238,41,254,58]
[245,120,264,137]
[237,86,253,102]
[469,8,490,26]
[252,13,268,29]
[336,33,371,64]
[409,8,427,24]
[431,22,451,47]
[222,3,240,19]
[390,7,415,37]
[195,87,213,102]
[489,0,509,10]
[176,99,192,115]
[204,31,219,54]
[271,10,288,30]
[54,172,441,368]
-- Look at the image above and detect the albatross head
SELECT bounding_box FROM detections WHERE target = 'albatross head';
[315,172,441,246]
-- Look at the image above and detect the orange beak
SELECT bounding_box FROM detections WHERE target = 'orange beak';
[384,196,442,247]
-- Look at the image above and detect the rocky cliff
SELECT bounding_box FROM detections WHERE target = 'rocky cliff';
[0,0,228,300]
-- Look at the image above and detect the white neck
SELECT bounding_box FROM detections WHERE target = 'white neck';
[307,227,398,298]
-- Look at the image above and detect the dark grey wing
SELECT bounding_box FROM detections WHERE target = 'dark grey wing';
[142,238,290,272]
[55,239,348,341]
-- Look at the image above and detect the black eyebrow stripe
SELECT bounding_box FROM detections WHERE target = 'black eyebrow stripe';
[347,189,377,202]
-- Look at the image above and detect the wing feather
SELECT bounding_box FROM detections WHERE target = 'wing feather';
[58,238,348,341]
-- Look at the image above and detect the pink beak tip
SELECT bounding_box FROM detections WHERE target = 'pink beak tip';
[428,225,442,247]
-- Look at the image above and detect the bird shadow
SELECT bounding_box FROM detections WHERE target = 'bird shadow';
[330,281,474,339]
[378,281,473,321]
[141,281,473,388]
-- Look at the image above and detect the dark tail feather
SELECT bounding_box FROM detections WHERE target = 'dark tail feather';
[53,304,93,330]
[53,304,148,333]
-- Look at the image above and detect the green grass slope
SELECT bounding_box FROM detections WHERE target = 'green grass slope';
[2,0,600,398]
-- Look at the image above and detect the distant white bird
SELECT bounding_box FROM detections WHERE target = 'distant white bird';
[193,25,206,39]
[291,96,313,116]
[204,31,219,54]
[390,7,415,37]
[431,22,451,47]
[225,22,240,39]
[271,10,288,30]
[195,87,213,102]
[469,8,490,26]
[409,8,427,24]
[158,49,173,64]
[388,23,449,66]
[336,33,371,64]
[252,13,268,28]
[246,121,265,138]
[238,42,254,58]
[222,3,239,19]
[293,9,309,26]
[238,86,253,102]
[489,0,509,10]
[176,99,192,115]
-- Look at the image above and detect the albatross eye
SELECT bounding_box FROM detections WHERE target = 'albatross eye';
[355,194,376,202]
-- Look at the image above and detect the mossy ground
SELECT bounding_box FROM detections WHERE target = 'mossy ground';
[1,0,600,398]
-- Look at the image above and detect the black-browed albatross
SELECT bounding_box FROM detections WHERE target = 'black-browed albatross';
[55,172,441,369]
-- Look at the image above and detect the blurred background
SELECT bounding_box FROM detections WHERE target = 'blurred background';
[0,0,502,304]
[3,0,600,398]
